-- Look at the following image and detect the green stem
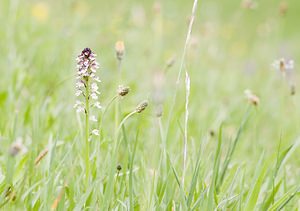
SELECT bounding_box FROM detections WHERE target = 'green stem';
[85,78,90,186]
[102,110,137,210]
[117,59,122,85]
[280,72,286,138]
[117,111,137,135]
[114,59,122,154]
[115,60,122,147]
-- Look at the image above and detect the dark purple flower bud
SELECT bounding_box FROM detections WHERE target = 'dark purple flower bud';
[82,48,92,58]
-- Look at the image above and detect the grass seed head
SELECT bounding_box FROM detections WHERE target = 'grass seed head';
[153,1,161,13]
[279,2,288,16]
[10,138,24,157]
[9,192,17,202]
[34,149,49,165]
[156,104,163,117]
[242,0,258,10]
[272,58,294,72]
[136,100,149,113]
[117,164,122,171]
[5,187,11,197]
[166,56,176,68]
[118,86,130,97]
[209,129,215,137]
[291,84,296,95]
[244,89,260,105]
[115,41,125,61]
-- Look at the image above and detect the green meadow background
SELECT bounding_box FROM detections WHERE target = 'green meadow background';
[0,0,300,210]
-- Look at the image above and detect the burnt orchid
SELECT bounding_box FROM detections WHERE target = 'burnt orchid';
[74,47,101,183]
[74,48,101,132]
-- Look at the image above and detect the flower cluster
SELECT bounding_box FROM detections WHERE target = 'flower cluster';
[272,58,294,72]
[74,48,101,136]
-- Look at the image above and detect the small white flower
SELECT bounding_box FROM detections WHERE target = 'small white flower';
[90,115,97,122]
[93,101,102,109]
[90,93,98,100]
[91,129,100,136]
[91,83,98,91]
[91,83,100,94]
[73,100,82,108]
[75,89,82,96]
[91,65,99,72]
[93,76,101,82]
[83,60,89,66]
[76,81,84,88]
[76,105,85,113]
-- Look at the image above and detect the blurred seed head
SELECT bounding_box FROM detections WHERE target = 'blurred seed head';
[200,22,215,38]
[209,129,215,137]
[291,84,296,95]
[186,15,192,26]
[10,192,17,202]
[118,86,130,97]
[136,100,149,113]
[117,164,122,171]
[5,187,11,198]
[242,0,258,10]
[10,138,25,157]
[272,58,294,72]
[115,41,125,61]
[152,70,165,104]
[166,56,176,68]
[153,70,165,90]
[156,104,163,117]
[153,1,162,13]
[279,2,288,16]
[34,149,49,165]
[244,89,259,105]
[188,36,200,49]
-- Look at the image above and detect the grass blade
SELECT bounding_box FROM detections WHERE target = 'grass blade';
[261,180,282,211]
[191,188,208,211]
[129,130,139,211]
[206,125,223,210]
[167,153,187,210]
[267,187,300,211]
[244,156,268,211]
[217,107,249,191]
[186,139,202,208]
